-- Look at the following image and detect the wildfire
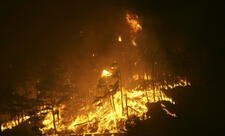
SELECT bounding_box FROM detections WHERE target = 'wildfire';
[64,69,190,134]
[1,12,191,136]
[66,78,189,134]
[2,75,189,135]
[36,12,190,135]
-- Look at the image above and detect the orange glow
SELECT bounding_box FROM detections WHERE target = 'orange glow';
[1,12,191,136]
[40,104,65,134]
[144,73,151,80]
[126,13,142,33]
[66,77,189,134]
[132,74,139,80]
[131,39,137,46]
[33,12,191,135]
[101,69,112,77]
[118,35,122,42]
[33,73,190,135]
[1,115,30,131]
[126,13,142,47]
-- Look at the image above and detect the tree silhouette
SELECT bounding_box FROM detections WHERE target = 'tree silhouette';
[36,63,73,135]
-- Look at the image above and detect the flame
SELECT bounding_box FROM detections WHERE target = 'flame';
[126,13,142,47]
[41,111,54,132]
[126,13,142,33]
[131,39,136,46]
[101,69,112,77]
[161,104,177,118]
[118,35,122,42]
[40,104,65,134]
[65,76,189,134]
[1,115,30,131]
[36,70,190,135]
[1,76,189,136]
[144,73,151,80]
[15,73,189,135]
[35,13,190,135]
[2,12,191,136]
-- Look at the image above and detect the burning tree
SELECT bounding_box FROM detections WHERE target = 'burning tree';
[0,84,46,135]
[63,12,191,135]
[36,63,74,135]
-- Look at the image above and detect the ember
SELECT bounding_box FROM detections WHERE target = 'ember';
[118,35,122,42]
[101,70,113,78]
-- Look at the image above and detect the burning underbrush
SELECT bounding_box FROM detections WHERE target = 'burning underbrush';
[1,12,191,136]
[38,69,190,135]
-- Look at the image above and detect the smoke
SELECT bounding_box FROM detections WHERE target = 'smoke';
[0,0,202,94]
[0,1,132,94]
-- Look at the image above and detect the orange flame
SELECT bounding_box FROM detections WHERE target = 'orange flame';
[2,12,191,136]
[101,69,112,77]
[126,13,142,33]
[65,74,189,134]
[118,35,122,42]
[126,13,142,47]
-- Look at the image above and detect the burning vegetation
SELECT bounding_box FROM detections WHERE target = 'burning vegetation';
[0,12,191,136]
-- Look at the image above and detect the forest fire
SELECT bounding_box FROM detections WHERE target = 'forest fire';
[38,12,189,135]
[0,12,191,136]
[1,1,219,136]
[39,71,189,135]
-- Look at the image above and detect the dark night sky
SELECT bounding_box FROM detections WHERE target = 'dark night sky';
[0,0,225,131]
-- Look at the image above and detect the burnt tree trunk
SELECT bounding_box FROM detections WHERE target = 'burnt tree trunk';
[110,95,115,112]
[55,108,59,123]
[153,88,156,102]
[17,114,20,125]
[125,91,128,118]
[159,89,163,101]
[146,91,149,103]
[21,112,24,123]
[51,105,57,134]
[120,77,124,114]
